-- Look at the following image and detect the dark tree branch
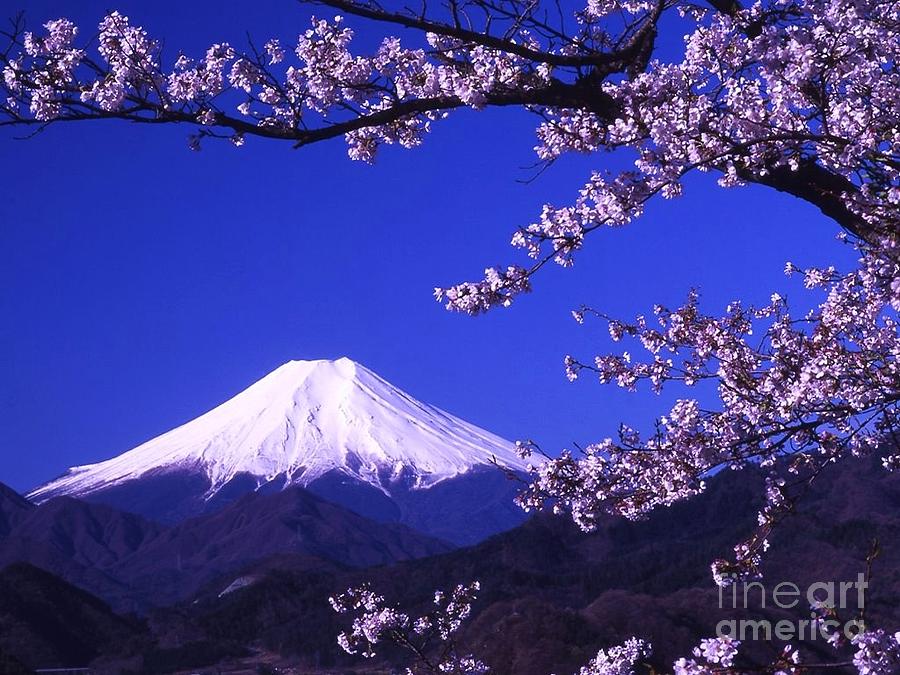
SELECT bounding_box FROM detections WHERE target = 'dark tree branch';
[703,0,744,15]
[744,160,875,243]
[1,79,620,147]
[302,0,657,71]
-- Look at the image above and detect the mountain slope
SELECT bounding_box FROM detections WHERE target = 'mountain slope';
[11,455,900,673]
[0,487,451,612]
[29,358,528,542]
[160,454,900,674]
[0,497,165,613]
[0,483,34,538]
[0,486,449,612]
[0,562,146,671]
[110,485,452,607]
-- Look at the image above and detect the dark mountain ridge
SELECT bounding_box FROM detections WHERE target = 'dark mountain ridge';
[0,481,450,613]
[111,483,453,608]
[156,454,900,674]
[5,454,900,674]
[0,482,34,537]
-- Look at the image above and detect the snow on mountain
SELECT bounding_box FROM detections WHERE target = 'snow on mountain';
[29,358,527,506]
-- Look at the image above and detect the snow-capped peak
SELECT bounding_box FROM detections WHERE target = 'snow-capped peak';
[29,358,527,503]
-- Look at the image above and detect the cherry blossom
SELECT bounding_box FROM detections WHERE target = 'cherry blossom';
[2,1,898,673]
[851,630,900,675]
[673,636,741,674]
[577,637,651,675]
[331,581,485,673]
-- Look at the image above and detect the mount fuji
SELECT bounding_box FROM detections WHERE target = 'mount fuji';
[29,358,530,544]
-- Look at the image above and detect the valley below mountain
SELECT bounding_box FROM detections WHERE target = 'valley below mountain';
[3,454,900,674]
[0,481,450,613]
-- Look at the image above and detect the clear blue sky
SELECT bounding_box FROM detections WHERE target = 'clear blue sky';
[0,0,854,492]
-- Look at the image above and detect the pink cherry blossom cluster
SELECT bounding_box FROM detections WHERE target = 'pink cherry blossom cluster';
[1,9,550,154]
[851,630,900,675]
[673,636,742,673]
[510,242,899,673]
[3,3,895,305]
[518,242,900,585]
[439,0,899,312]
[82,12,159,113]
[579,634,801,674]
[328,584,409,658]
[2,2,896,291]
[330,581,486,673]
[577,636,650,675]
[434,265,531,315]
[6,18,83,120]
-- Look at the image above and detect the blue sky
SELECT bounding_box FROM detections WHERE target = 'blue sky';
[0,0,854,492]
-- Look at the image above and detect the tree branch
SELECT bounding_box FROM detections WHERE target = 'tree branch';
[302,0,656,71]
